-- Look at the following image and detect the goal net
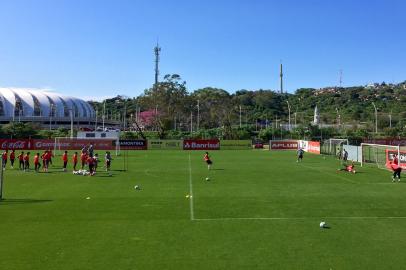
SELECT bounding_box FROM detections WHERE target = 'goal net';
[321,138,349,157]
[360,143,400,169]
[53,137,120,156]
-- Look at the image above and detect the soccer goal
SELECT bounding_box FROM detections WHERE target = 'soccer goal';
[53,137,120,156]
[321,138,349,156]
[360,143,400,169]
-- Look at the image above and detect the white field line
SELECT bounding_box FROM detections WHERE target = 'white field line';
[194,216,406,221]
[188,154,195,221]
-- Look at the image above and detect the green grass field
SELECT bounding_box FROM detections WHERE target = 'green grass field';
[1,150,406,270]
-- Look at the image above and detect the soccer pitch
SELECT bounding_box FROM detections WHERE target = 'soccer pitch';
[1,150,406,270]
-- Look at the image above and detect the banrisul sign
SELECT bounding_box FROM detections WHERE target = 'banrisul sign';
[183,139,220,150]
[221,140,252,150]
[148,140,183,150]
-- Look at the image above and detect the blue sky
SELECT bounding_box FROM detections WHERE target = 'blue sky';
[0,0,405,100]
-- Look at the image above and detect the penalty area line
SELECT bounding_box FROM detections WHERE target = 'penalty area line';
[194,216,406,221]
[188,154,195,221]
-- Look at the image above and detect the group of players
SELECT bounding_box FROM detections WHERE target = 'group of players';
[1,144,113,176]
[297,146,402,181]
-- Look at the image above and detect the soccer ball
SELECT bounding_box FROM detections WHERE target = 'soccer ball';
[320,221,326,228]
[205,177,210,181]
[134,185,140,190]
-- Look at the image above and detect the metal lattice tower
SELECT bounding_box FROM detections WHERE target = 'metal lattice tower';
[154,42,161,86]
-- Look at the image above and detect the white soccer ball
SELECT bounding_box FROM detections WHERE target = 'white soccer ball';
[320,221,326,228]
[134,185,140,190]
[205,177,210,181]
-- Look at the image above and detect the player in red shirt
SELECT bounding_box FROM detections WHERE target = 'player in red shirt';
[10,150,15,169]
[393,154,399,165]
[87,155,95,176]
[18,151,24,170]
[23,152,30,171]
[391,160,402,182]
[72,152,78,171]
[2,150,8,170]
[42,150,50,172]
[62,151,68,172]
[80,152,87,170]
[203,152,213,170]
[337,162,356,174]
[34,153,41,172]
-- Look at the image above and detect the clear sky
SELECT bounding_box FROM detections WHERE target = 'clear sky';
[0,0,405,100]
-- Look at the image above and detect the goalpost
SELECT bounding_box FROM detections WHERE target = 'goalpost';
[360,143,400,169]
[53,137,120,156]
[321,138,349,156]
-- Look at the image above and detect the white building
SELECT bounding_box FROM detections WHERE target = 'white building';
[313,105,320,125]
[0,88,115,128]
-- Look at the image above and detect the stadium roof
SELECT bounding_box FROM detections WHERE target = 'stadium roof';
[0,88,95,119]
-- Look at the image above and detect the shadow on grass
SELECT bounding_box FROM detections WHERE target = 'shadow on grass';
[0,198,53,205]
[211,168,225,171]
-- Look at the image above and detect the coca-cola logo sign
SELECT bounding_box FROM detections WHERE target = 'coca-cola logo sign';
[0,140,31,149]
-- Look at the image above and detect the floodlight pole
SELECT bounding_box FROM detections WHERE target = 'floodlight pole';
[372,102,378,133]
[123,102,127,130]
[49,104,54,130]
[389,112,392,129]
[286,101,291,131]
[70,109,74,139]
[102,101,106,130]
[239,105,242,128]
[197,100,200,131]
[336,108,341,129]
[190,111,193,133]
[94,109,98,130]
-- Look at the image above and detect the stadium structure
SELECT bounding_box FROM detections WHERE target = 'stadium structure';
[0,88,117,128]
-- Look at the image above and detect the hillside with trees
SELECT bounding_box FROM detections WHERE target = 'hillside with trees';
[89,75,406,141]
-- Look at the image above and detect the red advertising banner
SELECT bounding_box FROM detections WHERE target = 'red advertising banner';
[183,139,220,150]
[33,139,114,150]
[270,140,298,150]
[386,150,406,169]
[0,139,32,150]
[114,140,147,150]
[308,141,321,154]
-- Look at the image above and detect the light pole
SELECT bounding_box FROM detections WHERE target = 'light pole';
[49,104,54,130]
[239,105,242,128]
[94,109,98,130]
[336,108,341,128]
[197,100,200,131]
[102,101,106,131]
[286,101,291,131]
[389,111,392,129]
[372,102,378,133]
[123,102,127,131]
[70,108,74,139]
[190,110,193,133]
